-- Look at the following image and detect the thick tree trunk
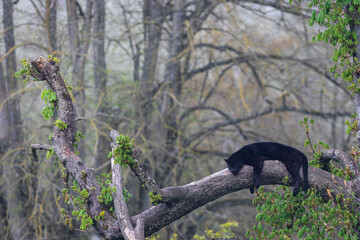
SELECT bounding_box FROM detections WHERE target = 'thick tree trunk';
[0,57,10,239]
[46,0,57,53]
[133,0,166,213]
[137,0,164,130]
[66,0,92,160]
[93,0,110,170]
[158,0,185,183]
[2,0,34,239]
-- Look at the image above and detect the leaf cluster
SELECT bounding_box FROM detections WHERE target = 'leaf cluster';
[96,173,133,213]
[41,89,57,120]
[249,186,360,239]
[59,180,93,231]
[14,58,32,84]
[148,192,162,205]
[108,134,135,166]
[345,113,358,135]
[55,119,67,130]
[307,0,360,94]
[96,173,116,210]
[193,220,239,240]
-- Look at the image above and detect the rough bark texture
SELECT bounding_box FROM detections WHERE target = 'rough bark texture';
[29,57,360,239]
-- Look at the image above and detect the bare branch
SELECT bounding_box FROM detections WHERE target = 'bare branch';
[184,106,351,147]
[110,130,162,201]
[320,149,360,177]
[111,132,144,240]
[192,43,350,96]
[31,143,52,163]
[31,143,51,151]
[180,105,248,140]
[233,0,312,18]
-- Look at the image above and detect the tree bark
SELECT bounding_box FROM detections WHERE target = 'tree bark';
[158,0,185,183]
[110,130,144,240]
[46,0,57,53]
[93,0,110,170]
[66,0,93,159]
[0,56,10,239]
[2,0,34,239]
[132,0,167,213]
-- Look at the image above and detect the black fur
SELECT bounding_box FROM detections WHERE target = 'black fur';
[225,142,309,196]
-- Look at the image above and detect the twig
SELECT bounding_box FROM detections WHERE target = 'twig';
[31,144,52,162]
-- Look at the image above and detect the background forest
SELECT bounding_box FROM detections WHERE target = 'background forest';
[0,0,355,239]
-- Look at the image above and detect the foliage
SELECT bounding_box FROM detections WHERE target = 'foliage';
[14,58,32,84]
[148,192,162,205]
[249,185,360,239]
[146,233,179,240]
[46,148,54,159]
[307,0,360,93]
[55,119,67,130]
[300,116,355,180]
[60,179,93,231]
[110,134,135,166]
[193,220,239,239]
[249,114,360,239]
[74,131,85,155]
[299,116,330,169]
[96,173,116,209]
[41,89,57,120]
[148,221,239,240]
[47,54,60,64]
[96,173,133,211]
[345,113,358,135]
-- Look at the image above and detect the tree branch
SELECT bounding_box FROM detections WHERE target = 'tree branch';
[184,106,351,147]
[29,57,123,239]
[110,131,144,240]
[320,149,360,177]
[31,143,52,162]
[128,162,356,238]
